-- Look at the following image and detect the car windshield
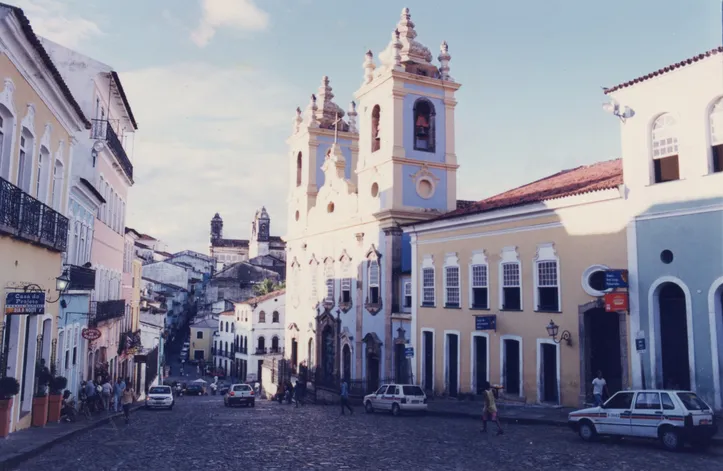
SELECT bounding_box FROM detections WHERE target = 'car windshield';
[676,392,711,411]
[149,387,170,394]
[233,385,251,392]
[403,386,424,396]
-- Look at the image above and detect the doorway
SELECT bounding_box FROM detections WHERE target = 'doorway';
[503,338,521,395]
[473,335,488,394]
[584,307,623,397]
[321,326,334,379]
[366,354,380,393]
[658,282,690,390]
[539,342,558,403]
[423,331,433,393]
[446,333,459,397]
[291,338,298,369]
[342,345,351,381]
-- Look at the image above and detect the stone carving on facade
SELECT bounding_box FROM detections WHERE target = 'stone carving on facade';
[362,332,382,358]
[438,41,453,81]
[363,50,376,85]
[21,103,36,136]
[292,107,303,134]
[409,163,440,189]
[347,101,358,133]
[314,76,349,131]
[305,94,320,128]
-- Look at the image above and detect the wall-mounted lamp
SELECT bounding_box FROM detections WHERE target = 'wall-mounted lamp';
[546,319,572,346]
[22,270,70,304]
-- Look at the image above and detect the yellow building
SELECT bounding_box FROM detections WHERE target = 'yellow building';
[190,315,216,363]
[405,160,630,408]
[0,4,91,433]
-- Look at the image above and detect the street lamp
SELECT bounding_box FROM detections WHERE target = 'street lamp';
[546,319,572,346]
[22,269,71,303]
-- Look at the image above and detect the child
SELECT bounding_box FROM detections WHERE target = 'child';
[481,381,503,435]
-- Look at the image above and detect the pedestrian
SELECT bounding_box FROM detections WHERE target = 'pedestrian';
[121,382,137,425]
[294,380,303,408]
[85,379,97,413]
[101,378,112,411]
[113,379,122,412]
[481,381,503,435]
[592,370,608,407]
[340,379,353,415]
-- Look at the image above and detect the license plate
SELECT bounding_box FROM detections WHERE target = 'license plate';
[411,400,419,404]
[700,419,710,425]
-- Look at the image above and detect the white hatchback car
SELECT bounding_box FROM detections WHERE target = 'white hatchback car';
[568,389,717,451]
[145,385,174,410]
[363,384,427,416]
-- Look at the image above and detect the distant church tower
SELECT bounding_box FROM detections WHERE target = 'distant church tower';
[249,207,271,258]
[210,213,223,242]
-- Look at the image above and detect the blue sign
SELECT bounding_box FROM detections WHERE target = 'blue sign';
[605,270,628,289]
[404,347,414,358]
[5,292,46,315]
[475,315,497,331]
[635,338,646,352]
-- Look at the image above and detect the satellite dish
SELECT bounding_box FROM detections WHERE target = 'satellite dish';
[621,106,635,119]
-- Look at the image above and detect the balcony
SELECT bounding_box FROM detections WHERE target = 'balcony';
[91,119,133,182]
[0,177,68,252]
[255,347,267,355]
[90,299,125,326]
[67,264,96,291]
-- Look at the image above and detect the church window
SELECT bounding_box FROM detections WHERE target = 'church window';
[324,259,335,309]
[295,210,300,221]
[368,260,380,305]
[272,311,279,323]
[339,252,353,313]
[371,105,381,153]
[259,311,266,323]
[371,182,379,197]
[651,113,680,183]
[327,202,335,213]
[413,99,436,152]
[296,152,302,186]
[309,258,319,304]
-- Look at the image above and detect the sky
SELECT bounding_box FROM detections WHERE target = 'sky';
[12,0,722,254]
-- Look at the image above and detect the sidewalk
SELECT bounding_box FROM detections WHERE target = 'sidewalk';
[0,404,142,470]
[426,398,723,446]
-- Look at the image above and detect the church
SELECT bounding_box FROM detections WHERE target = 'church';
[283,8,461,393]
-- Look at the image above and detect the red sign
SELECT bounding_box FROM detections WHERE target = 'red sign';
[604,292,628,312]
[82,328,102,341]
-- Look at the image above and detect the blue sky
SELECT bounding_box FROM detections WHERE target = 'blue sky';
[15,0,722,253]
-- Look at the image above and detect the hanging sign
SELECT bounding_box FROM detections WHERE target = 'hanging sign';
[635,338,646,352]
[82,328,102,341]
[5,292,45,315]
[604,270,628,289]
[604,292,628,312]
[475,315,497,331]
[404,344,414,358]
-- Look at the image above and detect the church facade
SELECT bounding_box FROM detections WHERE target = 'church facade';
[283,8,461,393]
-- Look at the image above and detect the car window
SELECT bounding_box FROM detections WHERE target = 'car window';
[676,392,711,411]
[403,386,424,396]
[390,386,400,395]
[635,392,661,410]
[375,386,387,395]
[149,387,170,394]
[233,385,251,392]
[604,392,634,409]
[660,393,676,410]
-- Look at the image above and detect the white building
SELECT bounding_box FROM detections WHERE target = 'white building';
[213,309,235,377]
[284,8,460,392]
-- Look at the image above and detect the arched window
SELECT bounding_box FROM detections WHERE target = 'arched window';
[413,99,436,152]
[225,321,229,332]
[36,146,50,202]
[371,105,381,153]
[17,130,33,193]
[272,311,279,323]
[257,336,265,353]
[324,258,335,308]
[224,341,229,355]
[368,259,380,304]
[0,104,15,180]
[296,152,302,186]
[271,336,279,351]
[51,159,63,211]
[231,323,235,333]
[709,97,723,173]
[651,113,680,183]
[258,311,266,323]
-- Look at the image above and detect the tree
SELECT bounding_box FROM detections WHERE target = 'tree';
[254,279,284,296]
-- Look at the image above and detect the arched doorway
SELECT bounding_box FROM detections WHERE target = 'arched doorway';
[658,282,691,390]
[321,326,335,380]
[290,338,298,369]
[342,344,351,381]
[307,338,314,370]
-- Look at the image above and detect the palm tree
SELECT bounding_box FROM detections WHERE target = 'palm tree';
[253,278,284,296]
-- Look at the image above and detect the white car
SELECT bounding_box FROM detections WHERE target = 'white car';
[223,383,255,407]
[145,385,174,410]
[363,384,427,416]
[568,389,717,451]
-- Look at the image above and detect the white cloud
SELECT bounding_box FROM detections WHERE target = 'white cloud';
[14,0,102,49]
[191,0,269,47]
[121,62,299,253]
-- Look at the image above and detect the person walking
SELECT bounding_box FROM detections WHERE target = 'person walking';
[340,379,353,415]
[101,379,112,411]
[481,381,503,435]
[121,382,137,425]
[294,380,303,408]
[113,379,123,412]
[592,370,609,407]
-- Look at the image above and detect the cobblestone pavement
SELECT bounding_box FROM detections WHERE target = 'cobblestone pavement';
[15,395,722,471]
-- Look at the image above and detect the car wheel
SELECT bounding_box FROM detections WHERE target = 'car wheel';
[660,427,683,451]
[391,403,401,417]
[578,420,597,442]
[365,401,374,413]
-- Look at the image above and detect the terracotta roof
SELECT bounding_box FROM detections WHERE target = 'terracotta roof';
[237,289,285,306]
[456,200,475,210]
[0,3,91,129]
[430,159,622,222]
[219,310,235,316]
[604,46,722,94]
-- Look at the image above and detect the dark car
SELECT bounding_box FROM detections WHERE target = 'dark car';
[186,383,206,396]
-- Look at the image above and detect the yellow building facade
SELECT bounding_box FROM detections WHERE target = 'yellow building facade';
[0,4,90,433]
[190,316,216,363]
[406,160,631,407]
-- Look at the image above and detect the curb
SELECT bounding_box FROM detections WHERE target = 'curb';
[425,409,723,447]
[0,404,144,470]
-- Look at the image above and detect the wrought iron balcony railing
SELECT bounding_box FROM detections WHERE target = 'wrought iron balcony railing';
[255,347,267,355]
[89,299,126,326]
[0,176,68,252]
[91,119,133,182]
[67,264,96,291]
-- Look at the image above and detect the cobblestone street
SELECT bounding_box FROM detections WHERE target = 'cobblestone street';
[14,395,723,470]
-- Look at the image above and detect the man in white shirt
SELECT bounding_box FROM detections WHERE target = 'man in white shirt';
[592,370,609,407]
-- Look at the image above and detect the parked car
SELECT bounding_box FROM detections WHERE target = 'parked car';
[186,383,207,396]
[224,384,255,407]
[568,390,717,451]
[145,385,174,410]
[363,384,428,416]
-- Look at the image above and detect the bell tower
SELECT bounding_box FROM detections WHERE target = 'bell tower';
[249,207,271,258]
[210,213,223,242]
[285,76,359,236]
[353,8,461,218]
